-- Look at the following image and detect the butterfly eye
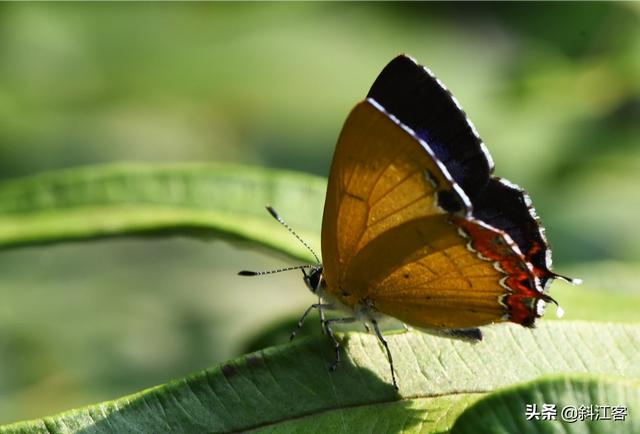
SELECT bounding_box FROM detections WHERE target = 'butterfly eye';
[303,267,323,294]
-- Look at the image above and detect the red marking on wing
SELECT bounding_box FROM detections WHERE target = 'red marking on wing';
[451,216,548,327]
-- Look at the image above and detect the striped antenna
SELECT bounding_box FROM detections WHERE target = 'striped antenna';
[238,265,315,276]
[265,205,321,264]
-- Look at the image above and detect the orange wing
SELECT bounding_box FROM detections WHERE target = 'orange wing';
[321,100,541,329]
[321,100,466,300]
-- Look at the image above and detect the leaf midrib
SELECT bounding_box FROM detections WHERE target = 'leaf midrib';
[232,390,486,433]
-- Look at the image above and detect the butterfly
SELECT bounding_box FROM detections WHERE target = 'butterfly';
[241,55,579,389]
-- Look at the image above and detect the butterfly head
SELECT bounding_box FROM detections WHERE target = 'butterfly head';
[302,266,324,294]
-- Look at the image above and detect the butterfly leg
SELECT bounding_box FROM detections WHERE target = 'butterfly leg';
[371,318,398,390]
[322,317,357,372]
[318,295,327,335]
[290,303,334,341]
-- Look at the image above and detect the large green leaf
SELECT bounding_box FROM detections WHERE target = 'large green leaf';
[1,321,638,433]
[451,375,640,434]
[0,163,326,262]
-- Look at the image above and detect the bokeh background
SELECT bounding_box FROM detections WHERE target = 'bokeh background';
[0,2,639,423]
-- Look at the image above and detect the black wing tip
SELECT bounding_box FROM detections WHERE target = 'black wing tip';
[369,53,493,198]
[391,53,417,64]
[387,53,420,65]
[369,55,424,95]
[238,270,258,276]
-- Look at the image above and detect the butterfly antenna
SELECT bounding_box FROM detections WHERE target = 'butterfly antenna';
[265,205,321,264]
[238,265,315,277]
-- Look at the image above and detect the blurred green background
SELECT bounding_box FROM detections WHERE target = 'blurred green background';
[0,2,639,424]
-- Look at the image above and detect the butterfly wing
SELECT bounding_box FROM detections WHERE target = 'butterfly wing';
[357,214,547,328]
[321,99,467,288]
[341,213,510,329]
[368,54,565,288]
[321,99,550,329]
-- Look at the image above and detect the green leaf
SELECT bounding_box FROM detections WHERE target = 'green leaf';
[0,163,326,262]
[1,321,638,433]
[451,375,640,434]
